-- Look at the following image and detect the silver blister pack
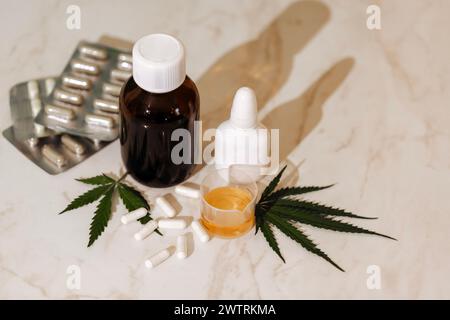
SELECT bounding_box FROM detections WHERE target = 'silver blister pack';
[3,77,112,175]
[9,77,57,140]
[34,41,132,141]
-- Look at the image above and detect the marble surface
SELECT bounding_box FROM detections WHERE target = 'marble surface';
[1,0,449,299]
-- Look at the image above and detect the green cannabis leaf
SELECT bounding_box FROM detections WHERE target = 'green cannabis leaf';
[60,172,157,247]
[256,166,396,272]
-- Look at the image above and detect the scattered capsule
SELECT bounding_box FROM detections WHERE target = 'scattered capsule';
[111,69,131,82]
[45,104,75,120]
[118,53,132,63]
[70,59,100,75]
[176,234,188,259]
[61,134,86,155]
[79,45,108,60]
[42,145,66,168]
[145,247,173,269]
[117,60,132,71]
[103,83,122,97]
[45,78,55,95]
[53,88,83,105]
[134,220,158,241]
[27,80,40,99]
[121,207,147,225]
[191,220,210,243]
[85,113,115,128]
[62,75,92,90]
[156,195,177,218]
[93,98,119,113]
[174,184,201,199]
[158,218,187,230]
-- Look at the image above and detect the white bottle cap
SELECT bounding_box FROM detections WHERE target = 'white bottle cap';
[230,87,258,129]
[132,33,186,93]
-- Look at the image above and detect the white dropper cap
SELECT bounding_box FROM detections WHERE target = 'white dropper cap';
[132,33,186,93]
[230,87,258,128]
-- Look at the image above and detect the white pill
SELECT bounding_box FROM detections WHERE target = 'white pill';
[45,78,55,95]
[134,220,158,241]
[62,75,92,90]
[103,83,122,97]
[111,69,132,82]
[54,88,83,105]
[176,234,188,259]
[71,59,100,75]
[85,113,115,128]
[121,207,147,225]
[42,145,66,168]
[145,247,172,269]
[45,104,75,120]
[156,195,176,218]
[80,45,108,60]
[61,134,85,155]
[191,220,210,243]
[27,81,40,99]
[158,218,187,230]
[174,184,201,199]
[93,98,119,113]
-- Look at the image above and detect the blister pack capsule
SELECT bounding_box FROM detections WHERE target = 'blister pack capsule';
[34,41,133,141]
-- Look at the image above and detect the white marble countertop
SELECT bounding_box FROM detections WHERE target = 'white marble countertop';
[1,0,449,299]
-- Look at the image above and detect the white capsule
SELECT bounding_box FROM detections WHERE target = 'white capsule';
[93,98,119,113]
[45,78,55,95]
[156,195,177,218]
[111,69,131,82]
[121,207,147,225]
[158,218,187,230]
[71,59,100,75]
[174,184,201,199]
[118,53,132,63]
[27,81,40,99]
[80,45,108,60]
[61,134,85,155]
[45,104,75,120]
[145,247,172,269]
[117,60,132,71]
[191,220,210,243]
[53,88,83,105]
[103,83,122,97]
[85,113,115,128]
[42,145,66,168]
[176,234,188,259]
[134,220,158,241]
[62,75,92,90]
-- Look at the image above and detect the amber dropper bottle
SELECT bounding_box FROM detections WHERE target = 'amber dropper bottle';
[119,34,200,187]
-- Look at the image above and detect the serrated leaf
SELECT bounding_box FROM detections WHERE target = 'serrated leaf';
[270,206,395,240]
[88,187,115,247]
[76,174,115,185]
[264,185,334,202]
[260,165,287,201]
[261,222,285,262]
[266,212,344,272]
[275,198,376,219]
[59,184,111,214]
[117,183,149,211]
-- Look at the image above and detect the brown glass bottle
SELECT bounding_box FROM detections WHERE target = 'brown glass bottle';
[120,75,199,187]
